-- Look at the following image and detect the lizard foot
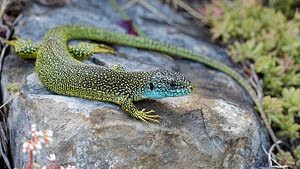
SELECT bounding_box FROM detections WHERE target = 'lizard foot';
[136,109,160,125]
[112,64,125,71]
[4,37,39,59]
[93,44,116,55]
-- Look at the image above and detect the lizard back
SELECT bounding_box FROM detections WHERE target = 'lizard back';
[36,37,152,102]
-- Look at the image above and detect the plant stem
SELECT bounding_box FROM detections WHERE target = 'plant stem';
[26,150,33,169]
[0,92,20,109]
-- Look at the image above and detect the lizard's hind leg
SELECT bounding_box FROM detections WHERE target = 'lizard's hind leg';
[112,64,125,71]
[68,42,115,60]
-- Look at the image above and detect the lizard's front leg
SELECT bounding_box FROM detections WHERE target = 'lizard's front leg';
[5,39,115,60]
[116,96,160,124]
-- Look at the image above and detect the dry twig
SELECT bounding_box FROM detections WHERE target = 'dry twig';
[0,92,20,110]
[0,0,11,19]
[262,141,290,169]
[160,0,205,20]
[122,0,205,24]
[249,61,263,101]
[122,0,174,25]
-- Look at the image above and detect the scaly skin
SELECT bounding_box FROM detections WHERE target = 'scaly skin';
[7,25,279,152]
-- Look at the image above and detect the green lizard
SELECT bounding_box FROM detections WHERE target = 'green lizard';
[6,24,195,124]
[6,24,280,154]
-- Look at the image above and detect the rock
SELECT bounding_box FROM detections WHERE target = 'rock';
[1,0,270,168]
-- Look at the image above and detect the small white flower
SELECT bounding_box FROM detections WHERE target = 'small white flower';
[31,124,37,131]
[66,165,75,169]
[22,146,27,153]
[37,131,44,137]
[46,153,56,162]
[48,137,53,143]
[29,144,34,150]
[29,124,37,136]
[23,142,28,148]
[35,142,42,150]
[42,130,53,146]
[44,130,53,137]
[29,131,36,137]
[22,141,32,153]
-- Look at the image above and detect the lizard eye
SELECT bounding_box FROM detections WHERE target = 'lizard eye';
[150,83,154,90]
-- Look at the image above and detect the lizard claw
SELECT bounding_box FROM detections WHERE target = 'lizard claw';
[145,109,156,115]
[4,36,24,46]
[137,108,160,124]
[4,40,17,46]
[93,44,116,55]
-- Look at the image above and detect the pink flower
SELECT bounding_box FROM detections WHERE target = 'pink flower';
[199,8,206,14]
[213,8,225,16]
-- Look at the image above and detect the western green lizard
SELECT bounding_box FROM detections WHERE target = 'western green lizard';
[6,24,280,154]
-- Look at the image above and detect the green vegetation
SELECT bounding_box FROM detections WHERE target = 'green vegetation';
[204,0,300,166]
[6,83,19,93]
[268,0,300,19]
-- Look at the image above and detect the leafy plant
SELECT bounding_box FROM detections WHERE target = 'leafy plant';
[204,0,300,166]
[294,145,300,168]
[267,0,300,19]
[282,87,300,116]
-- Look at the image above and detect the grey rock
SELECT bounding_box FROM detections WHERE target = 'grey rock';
[2,0,270,168]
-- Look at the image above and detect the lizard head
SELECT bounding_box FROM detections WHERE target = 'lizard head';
[142,69,195,99]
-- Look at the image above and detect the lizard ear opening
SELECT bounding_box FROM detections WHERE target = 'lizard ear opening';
[149,82,154,90]
[170,82,177,89]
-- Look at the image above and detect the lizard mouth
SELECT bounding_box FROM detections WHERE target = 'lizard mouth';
[189,83,196,93]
